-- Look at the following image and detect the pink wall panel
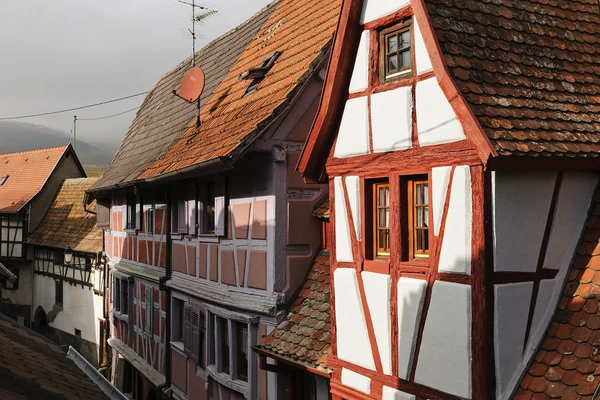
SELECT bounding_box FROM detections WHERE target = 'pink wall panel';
[248,251,267,290]
[199,244,208,279]
[252,200,268,240]
[172,350,187,394]
[210,244,218,282]
[172,243,187,274]
[221,250,236,286]
[231,203,251,239]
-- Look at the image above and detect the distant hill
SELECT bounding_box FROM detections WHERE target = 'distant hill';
[0,121,116,165]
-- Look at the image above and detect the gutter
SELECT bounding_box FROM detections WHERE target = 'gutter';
[66,346,128,400]
[253,346,331,379]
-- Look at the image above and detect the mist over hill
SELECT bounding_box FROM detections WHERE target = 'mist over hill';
[0,121,117,165]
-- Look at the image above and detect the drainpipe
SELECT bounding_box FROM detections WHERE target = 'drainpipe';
[157,187,172,399]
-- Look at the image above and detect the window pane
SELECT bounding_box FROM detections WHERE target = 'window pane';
[379,187,386,206]
[417,206,424,227]
[386,208,390,227]
[400,30,410,48]
[400,49,411,68]
[237,324,248,381]
[417,230,422,251]
[388,54,398,72]
[388,34,398,52]
[385,187,390,206]
[379,209,386,228]
[424,206,429,227]
[423,183,429,203]
[423,229,429,251]
[220,318,229,374]
[378,229,385,250]
[385,230,390,250]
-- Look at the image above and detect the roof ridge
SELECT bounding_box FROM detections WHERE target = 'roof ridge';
[0,144,69,157]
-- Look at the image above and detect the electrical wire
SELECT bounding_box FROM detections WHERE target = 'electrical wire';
[78,106,140,121]
[0,92,149,121]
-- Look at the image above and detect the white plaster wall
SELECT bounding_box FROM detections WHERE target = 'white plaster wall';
[492,171,556,273]
[415,281,472,399]
[349,30,370,93]
[333,97,370,158]
[4,264,32,306]
[543,172,598,270]
[341,368,371,394]
[334,268,375,370]
[416,77,466,146]
[361,0,410,24]
[33,273,103,344]
[362,271,392,375]
[397,277,427,380]
[334,177,353,262]
[494,282,533,400]
[432,166,452,237]
[383,387,416,400]
[414,18,433,75]
[526,279,558,357]
[345,176,362,241]
[371,86,413,152]
[438,166,472,275]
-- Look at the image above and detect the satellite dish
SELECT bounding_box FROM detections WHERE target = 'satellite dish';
[180,66,205,102]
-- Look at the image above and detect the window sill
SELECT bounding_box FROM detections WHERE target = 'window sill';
[125,229,138,236]
[113,311,129,322]
[364,259,390,274]
[171,342,186,356]
[206,365,249,396]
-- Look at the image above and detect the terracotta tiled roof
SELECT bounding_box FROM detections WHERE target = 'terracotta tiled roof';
[89,3,278,192]
[0,146,69,213]
[256,251,331,372]
[0,314,107,399]
[27,178,101,254]
[515,184,600,399]
[139,0,341,179]
[425,0,600,158]
[312,195,330,219]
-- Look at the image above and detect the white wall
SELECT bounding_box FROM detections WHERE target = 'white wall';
[334,177,354,262]
[33,273,103,344]
[493,171,598,400]
[371,86,413,152]
[334,268,375,370]
[349,30,370,93]
[493,171,556,273]
[415,281,472,398]
[334,97,370,158]
[438,166,472,275]
[361,0,410,24]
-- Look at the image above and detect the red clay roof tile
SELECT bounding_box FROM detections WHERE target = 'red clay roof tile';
[425,0,600,158]
[26,178,101,254]
[255,250,331,372]
[0,146,69,213]
[139,0,341,179]
[518,181,600,397]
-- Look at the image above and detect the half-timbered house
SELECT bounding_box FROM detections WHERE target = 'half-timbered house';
[86,1,340,398]
[298,0,600,399]
[26,177,104,367]
[0,145,86,326]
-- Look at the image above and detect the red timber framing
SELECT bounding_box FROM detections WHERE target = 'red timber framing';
[298,0,497,183]
[328,163,490,399]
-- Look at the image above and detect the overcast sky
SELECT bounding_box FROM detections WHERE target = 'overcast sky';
[0,0,272,150]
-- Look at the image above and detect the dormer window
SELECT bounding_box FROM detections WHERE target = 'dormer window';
[241,51,282,95]
[0,175,8,186]
[380,22,412,83]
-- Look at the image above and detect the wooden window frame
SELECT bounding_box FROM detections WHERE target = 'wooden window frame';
[55,280,63,306]
[144,286,153,335]
[406,176,430,261]
[379,21,412,84]
[373,181,391,259]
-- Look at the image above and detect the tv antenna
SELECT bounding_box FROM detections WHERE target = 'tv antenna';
[178,0,217,67]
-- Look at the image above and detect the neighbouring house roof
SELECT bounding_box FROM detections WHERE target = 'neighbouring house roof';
[424,0,600,158]
[255,251,331,374]
[138,0,341,179]
[312,195,330,219]
[299,0,600,180]
[515,184,600,399]
[0,314,107,399]
[0,146,77,213]
[89,3,279,193]
[26,178,101,254]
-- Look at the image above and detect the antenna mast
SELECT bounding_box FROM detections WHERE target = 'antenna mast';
[178,1,217,67]
[73,115,77,152]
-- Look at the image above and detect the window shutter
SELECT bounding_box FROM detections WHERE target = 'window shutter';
[214,177,226,236]
[135,197,142,230]
[214,196,225,237]
[187,200,197,235]
[178,200,188,234]
[145,286,152,333]
[96,199,110,230]
[191,309,200,362]
[183,305,194,357]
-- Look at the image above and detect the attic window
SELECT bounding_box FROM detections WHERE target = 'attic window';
[0,176,8,186]
[241,51,282,95]
[380,22,412,83]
